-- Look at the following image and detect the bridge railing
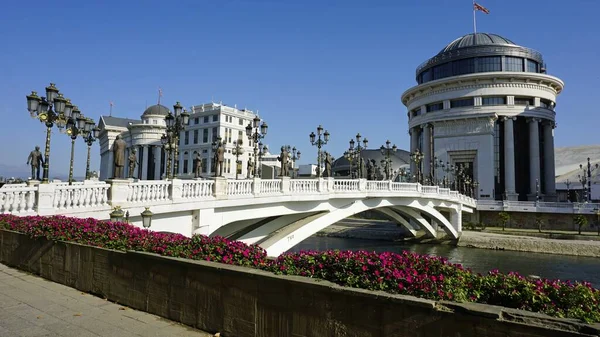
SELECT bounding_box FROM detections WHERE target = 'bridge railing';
[476,199,600,214]
[1,177,476,216]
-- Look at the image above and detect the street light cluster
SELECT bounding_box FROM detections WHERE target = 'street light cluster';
[245,116,268,178]
[344,133,367,179]
[309,125,330,178]
[161,102,190,179]
[26,83,100,184]
[578,157,599,203]
[408,152,479,198]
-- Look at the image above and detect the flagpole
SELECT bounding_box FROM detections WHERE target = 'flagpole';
[473,0,477,34]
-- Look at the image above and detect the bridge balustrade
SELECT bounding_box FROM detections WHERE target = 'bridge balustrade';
[0,177,477,217]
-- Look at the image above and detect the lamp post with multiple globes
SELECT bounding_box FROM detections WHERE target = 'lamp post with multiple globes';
[161,102,189,179]
[245,116,268,178]
[379,140,397,180]
[309,125,330,178]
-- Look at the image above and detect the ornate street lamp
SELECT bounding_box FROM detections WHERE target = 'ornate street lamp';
[410,149,424,184]
[211,136,224,178]
[565,179,572,202]
[109,206,125,222]
[398,167,408,182]
[161,102,189,179]
[246,116,268,178]
[579,158,598,203]
[257,143,268,177]
[25,84,72,183]
[286,145,301,178]
[343,150,357,179]
[232,139,244,180]
[440,161,455,188]
[309,125,330,178]
[81,119,100,180]
[65,112,88,185]
[140,207,154,229]
[349,133,367,179]
[379,140,397,180]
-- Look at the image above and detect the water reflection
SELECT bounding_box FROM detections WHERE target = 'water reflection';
[291,236,600,288]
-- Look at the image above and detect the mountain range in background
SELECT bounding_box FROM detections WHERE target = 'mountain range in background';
[0,163,82,182]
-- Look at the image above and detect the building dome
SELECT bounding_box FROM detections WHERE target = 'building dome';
[332,149,411,180]
[439,33,516,54]
[142,104,170,117]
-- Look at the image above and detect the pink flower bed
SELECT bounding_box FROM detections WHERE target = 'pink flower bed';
[1,215,599,323]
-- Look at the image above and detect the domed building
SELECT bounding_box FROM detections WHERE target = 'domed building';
[401,33,564,201]
[98,104,170,180]
[332,149,411,181]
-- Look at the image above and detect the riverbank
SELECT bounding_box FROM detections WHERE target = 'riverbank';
[457,231,600,257]
[319,220,600,257]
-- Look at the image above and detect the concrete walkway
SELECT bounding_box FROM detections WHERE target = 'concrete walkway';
[0,263,213,337]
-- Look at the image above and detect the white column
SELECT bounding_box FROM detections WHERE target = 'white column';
[528,118,541,200]
[543,121,556,199]
[154,146,162,180]
[188,151,194,175]
[503,117,517,199]
[141,145,149,180]
[410,128,419,176]
[422,124,431,181]
[124,148,129,179]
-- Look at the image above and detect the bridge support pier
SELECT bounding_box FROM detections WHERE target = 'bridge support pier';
[450,205,463,234]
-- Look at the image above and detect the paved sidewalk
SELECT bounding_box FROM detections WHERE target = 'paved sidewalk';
[0,263,213,337]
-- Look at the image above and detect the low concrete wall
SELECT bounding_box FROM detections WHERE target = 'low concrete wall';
[479,211,600,232]
[1,229,598,337]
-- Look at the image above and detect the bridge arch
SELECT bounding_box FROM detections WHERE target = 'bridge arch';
[257,197,460,257]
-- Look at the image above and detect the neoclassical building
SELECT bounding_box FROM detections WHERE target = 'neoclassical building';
[98,103,259,180]
[401,33,564,201]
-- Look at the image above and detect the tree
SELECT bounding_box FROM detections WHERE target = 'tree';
[574,215,588,235]
[498,212,510,231]
[535,215,544,233]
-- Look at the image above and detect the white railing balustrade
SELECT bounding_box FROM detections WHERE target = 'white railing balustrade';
[0,186,36,214]
[391,182,419,192]
[421,186,439,194]
[290,179,318,193]
[366,181,388,191]
[127,181,170,203]
[227,180,253,196]
[181,180,214,199]
[53,184,109,210]
[0,183,27,190]
[259,179,281,195]
[333,179,360,192]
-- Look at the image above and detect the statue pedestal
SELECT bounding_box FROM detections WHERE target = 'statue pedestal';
[212,176,227,199]
[27,180,40,187]
[280,176,290,194]
[106,179,132,206]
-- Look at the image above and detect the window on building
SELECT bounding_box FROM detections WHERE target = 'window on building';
[226,159,231,173]
[433,62,452,80]
[482,97,506,105]
[514,97,534,105]
[450,98,474,108]
[183,159,188,174]
[194,117,199,125]
[203,129,208,143]
[477,56,502,72]
[540,99,552,109]
[227,128,232,143]
[193,129,199,144]
[412,107,421,118]
[504,56,524,72]
[202,149,208,154]
[527,59,538,73]
[203,116,209,123]
[452,58,475,76]
[184,131,189,145]
[212,127,218,141]
[420,69,433,83]
[153,120,157,125]
[239,118,244,126]
[213,115,218,122]
[238,130,244,143]
[202,157,207,173]
[426,102,444,112]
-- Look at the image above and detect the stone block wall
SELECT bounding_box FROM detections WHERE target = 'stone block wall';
[479,211,600,232]
[0,229,598,337]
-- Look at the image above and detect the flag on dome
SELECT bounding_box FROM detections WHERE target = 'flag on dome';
[474,2,490,14]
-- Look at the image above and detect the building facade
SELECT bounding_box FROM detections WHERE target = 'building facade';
[401,33,564,201]
[98,103,261,180]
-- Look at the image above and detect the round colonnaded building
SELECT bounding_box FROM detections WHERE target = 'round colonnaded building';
[401,33,564,201]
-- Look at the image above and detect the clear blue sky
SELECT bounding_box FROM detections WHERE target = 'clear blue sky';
[1,0,598,178]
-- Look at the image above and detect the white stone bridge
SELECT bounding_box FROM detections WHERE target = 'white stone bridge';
[0,178,476,256]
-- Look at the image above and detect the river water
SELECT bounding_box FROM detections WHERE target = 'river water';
[291,236,600,288]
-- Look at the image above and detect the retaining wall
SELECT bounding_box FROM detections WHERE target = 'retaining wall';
[1,229,598,337]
